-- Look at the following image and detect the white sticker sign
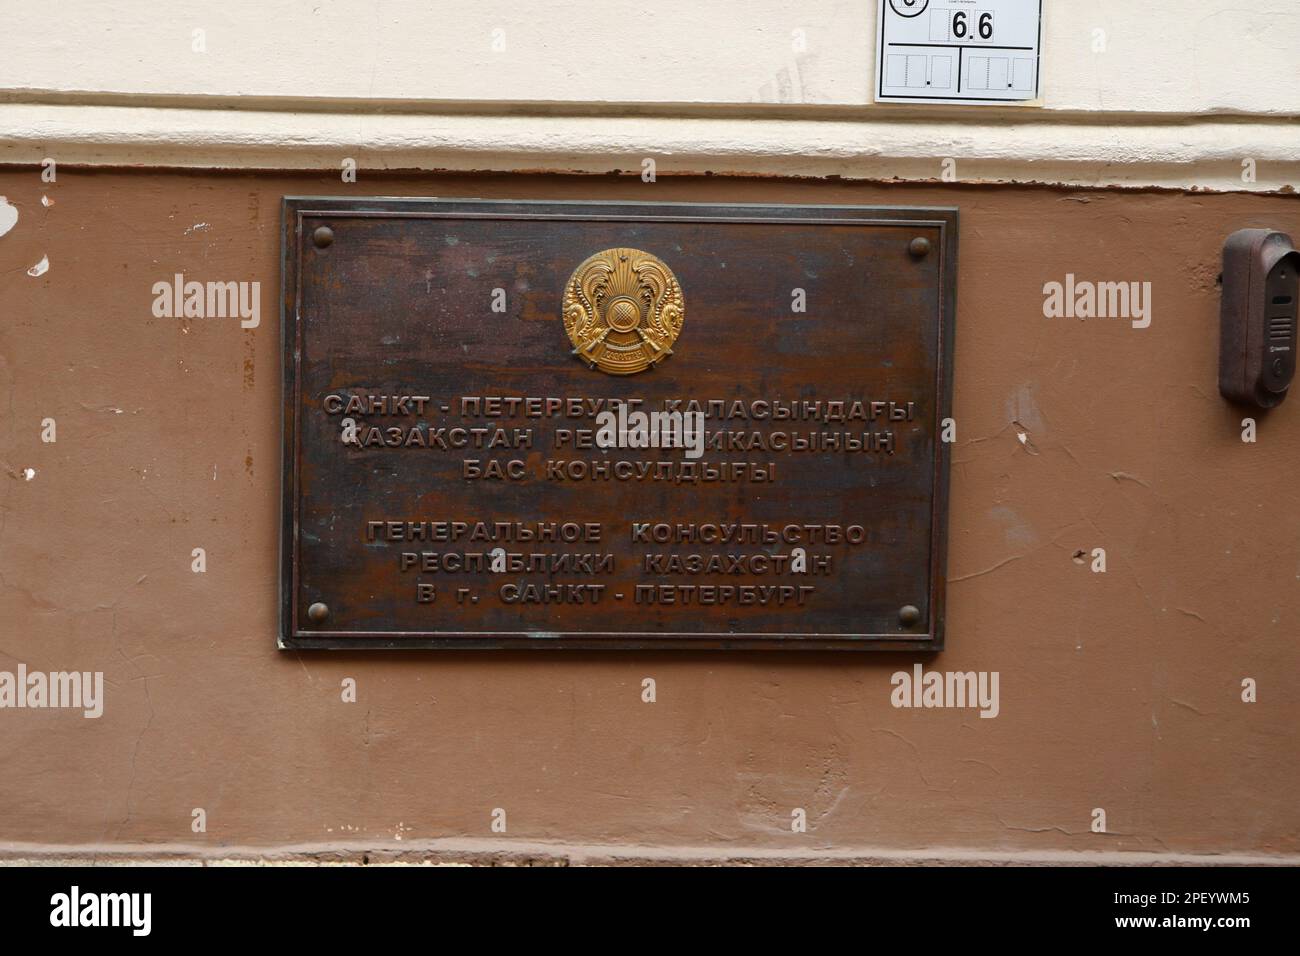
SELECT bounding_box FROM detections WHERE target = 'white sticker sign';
[875,0,1042,105]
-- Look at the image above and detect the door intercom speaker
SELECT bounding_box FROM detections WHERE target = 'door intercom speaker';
[1219,229,1299,409]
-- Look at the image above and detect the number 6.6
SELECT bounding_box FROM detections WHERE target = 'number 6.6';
[952,10,995,41]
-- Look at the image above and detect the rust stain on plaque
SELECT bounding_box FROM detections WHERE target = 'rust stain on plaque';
[280,198,957,650]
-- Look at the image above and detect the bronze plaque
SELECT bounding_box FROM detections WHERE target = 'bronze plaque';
[280,198,957,650]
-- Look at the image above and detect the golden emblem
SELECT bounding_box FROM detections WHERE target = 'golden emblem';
[562,247,685,375]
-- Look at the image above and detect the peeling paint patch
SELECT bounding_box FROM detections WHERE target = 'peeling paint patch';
[989,505,1038,549]
[0,196,17,238]
[1109,471,1152,488]
[1006,384,1046,435]
[1013,421,1040,456]
[27,255,49,277]
[40,195,53,208]
[22,467,36,481]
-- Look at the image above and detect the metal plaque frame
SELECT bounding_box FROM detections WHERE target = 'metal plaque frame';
[280,198,957,651]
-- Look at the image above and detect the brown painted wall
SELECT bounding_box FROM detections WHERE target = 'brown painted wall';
[1,169,1297,857]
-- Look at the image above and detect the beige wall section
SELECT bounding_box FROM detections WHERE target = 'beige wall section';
[1,2,1298,191]
[0,169,1297,860]
[2,0,1297,113]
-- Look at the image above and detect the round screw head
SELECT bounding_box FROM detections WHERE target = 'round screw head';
[899,604,922,627]
[908,237,931,259]
[307,602,330,623]
[312,226,334,248]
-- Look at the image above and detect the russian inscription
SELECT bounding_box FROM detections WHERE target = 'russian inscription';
[281,199,957,650]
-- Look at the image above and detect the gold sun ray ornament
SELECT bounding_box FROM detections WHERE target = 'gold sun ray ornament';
[561,247,685,375]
